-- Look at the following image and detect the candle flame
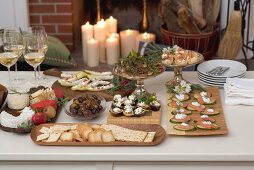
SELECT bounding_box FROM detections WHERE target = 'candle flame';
[126,29,132,35]
[143,32,149,39]
[85,22,90,25]
[110,16,114,20]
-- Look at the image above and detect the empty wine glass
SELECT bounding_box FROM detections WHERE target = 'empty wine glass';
[2,27,25,83]
[24,34,46,86]
[0,52,19,87]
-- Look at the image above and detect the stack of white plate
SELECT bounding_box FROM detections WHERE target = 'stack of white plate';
[197,60,247,87]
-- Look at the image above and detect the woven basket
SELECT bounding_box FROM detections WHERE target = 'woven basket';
[160,24,220,60]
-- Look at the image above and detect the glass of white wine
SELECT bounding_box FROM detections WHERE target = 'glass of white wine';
[24,34,46,86]
[2,27,25,83]
[0,52,19,87]
[29,26,48,83]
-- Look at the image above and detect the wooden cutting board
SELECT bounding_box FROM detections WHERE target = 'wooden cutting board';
[52,81,134,101]
[167,87,228,136]
[107,109,162,125]
[31,123,166,146]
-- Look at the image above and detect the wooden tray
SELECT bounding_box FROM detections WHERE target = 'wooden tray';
[0,84,8,110]
[167,87,228,136]
[30,123,166,146]
[52,81,134,101]
[0,106,62,133]
[107,109,162,125]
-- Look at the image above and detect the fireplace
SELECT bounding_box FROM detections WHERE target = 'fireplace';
[28,0,162,51]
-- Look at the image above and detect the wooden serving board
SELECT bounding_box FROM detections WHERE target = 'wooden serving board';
[107,109,162,125]
[0,106,62,133]
[52,81,134,101]
[167,87,228,136]
[30,123,166,146]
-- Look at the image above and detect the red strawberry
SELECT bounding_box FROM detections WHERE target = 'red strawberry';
[53,87,64,98]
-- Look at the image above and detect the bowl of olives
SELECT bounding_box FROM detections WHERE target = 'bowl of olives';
[64,94,106,120]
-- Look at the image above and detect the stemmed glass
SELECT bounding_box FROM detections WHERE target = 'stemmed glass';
[2,27,25,83]
[0,52,19,88]
[30,26,48,83]
[24,33,46,86]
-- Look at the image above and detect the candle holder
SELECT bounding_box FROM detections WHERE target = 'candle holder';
[163,52,204,86]
[96,0,101,22]
[113,66,164,96]
[142,0,148,32]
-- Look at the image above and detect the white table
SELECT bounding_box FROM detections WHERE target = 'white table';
[1,71,254,170]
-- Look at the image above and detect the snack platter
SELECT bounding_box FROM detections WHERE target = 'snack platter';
[52,81,134,102]
[31,123,166,146]
[167,86,228,136]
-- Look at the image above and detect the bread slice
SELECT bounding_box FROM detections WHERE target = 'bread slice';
[60,132,73,142]
[101,130,115,142]
[144,132,156,142]
[81,127,93,140]
[88,131,97,142]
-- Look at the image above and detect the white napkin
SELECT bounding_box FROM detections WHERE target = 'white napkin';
[224,78,254,105]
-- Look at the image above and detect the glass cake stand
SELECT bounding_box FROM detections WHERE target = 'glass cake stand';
[113,66,164,96]
[163,51,204,86]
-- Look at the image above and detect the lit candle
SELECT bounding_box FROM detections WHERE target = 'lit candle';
[108,33,119,40]
[94,19,107,63]
[120,29,139,57]
[106,36,120,65]
[136,32,156,51]
[87,38,99,67]
[81,22,93,63]
[106,16,117,33]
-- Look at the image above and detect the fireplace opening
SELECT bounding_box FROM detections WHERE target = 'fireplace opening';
[83,0,163,43]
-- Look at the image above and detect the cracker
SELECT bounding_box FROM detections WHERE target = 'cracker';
[144,132,156,142]
[46,133,61,142]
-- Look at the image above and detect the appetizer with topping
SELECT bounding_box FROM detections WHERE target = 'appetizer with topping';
[58,70,115,91]
[170,113,191,124]
[110,93,161,117]
[187,101,205,112]
[196,121,220,130]
[173,123,196,131]
[201,108,220,116]
[172,108,192,115]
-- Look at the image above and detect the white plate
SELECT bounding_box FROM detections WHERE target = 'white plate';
[198,73,245,83]
[198,74,246,87]
[197,71,245,80]
[197,60,246,78]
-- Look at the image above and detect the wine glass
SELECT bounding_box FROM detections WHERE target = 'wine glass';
[24,34,46,86]
[30,26,48,82]
[0,52,19,87]
[2,27,25,83]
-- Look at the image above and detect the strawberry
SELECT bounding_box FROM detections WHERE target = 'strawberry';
[53,87,64,98]
[31,100,57,110]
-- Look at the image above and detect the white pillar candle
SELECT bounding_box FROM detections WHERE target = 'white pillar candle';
[136,32,156,51]
[81,22,93,63]
[94,19,107,63]
[106,16,117,33]
[108,33,119,40]
[106,36,120,65]
[87,38,99,67]
[120,29,139,57]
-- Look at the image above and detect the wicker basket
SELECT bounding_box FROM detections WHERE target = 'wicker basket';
[160,24,220,60]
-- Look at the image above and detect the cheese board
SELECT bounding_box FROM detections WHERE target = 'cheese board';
[0,87,65,133]
[30,123,166,146]
[167,86,228,136]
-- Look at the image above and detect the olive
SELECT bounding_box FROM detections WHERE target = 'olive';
[78,97,84,103]
[83,110,92,116]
